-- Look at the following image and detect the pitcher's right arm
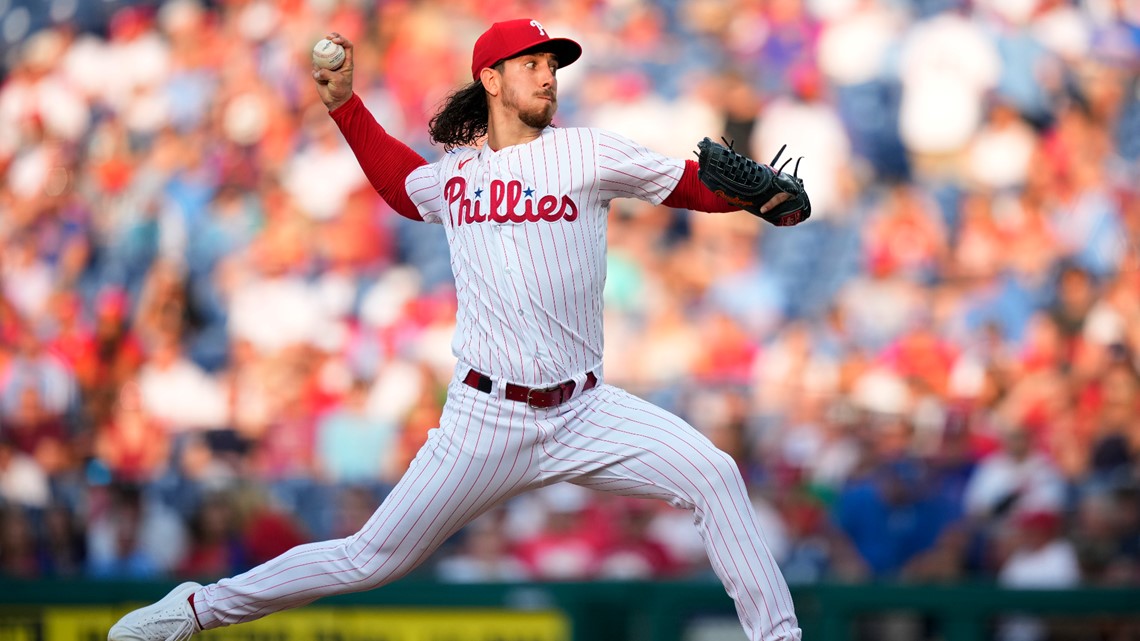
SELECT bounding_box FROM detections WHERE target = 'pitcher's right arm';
[314,33,429,221]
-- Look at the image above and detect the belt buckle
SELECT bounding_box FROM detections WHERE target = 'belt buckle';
[527,382,569,409]
[526,385,553,409]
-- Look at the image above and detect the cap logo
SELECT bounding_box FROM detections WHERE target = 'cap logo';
[471,18,581,80]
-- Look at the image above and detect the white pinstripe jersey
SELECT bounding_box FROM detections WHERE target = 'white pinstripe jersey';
[405,127,685,387]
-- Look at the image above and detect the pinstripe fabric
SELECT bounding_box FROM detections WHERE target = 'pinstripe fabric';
[197,370,801,641]
[193,125,801,641]
[405,127,684,387]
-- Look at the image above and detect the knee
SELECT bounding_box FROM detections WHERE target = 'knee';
[693,450,748,495]
[337,535,388,585]
[341,532,430,586]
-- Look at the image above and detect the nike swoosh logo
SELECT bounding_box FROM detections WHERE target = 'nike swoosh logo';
[458,157,474,170]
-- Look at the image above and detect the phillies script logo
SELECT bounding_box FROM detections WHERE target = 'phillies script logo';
[445,177,579,226]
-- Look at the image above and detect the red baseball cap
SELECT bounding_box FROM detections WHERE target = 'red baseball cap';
[471,19,582,81]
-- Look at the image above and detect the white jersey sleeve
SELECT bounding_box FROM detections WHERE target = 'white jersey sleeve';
[405,164,445,225]
[595,130,685,206]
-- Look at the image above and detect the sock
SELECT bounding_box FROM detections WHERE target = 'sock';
[188,593,204,630]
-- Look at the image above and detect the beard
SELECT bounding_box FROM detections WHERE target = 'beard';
[519,103,554,129]
[504,87,556,129]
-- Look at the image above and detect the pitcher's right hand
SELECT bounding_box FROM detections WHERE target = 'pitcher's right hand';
[313,32,354,112]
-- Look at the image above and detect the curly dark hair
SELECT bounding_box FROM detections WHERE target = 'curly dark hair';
[428,78,491,151]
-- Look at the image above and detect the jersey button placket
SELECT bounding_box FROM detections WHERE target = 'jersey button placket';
[489,161,518,317]
[500,221,511,274]
[486,164,501,233]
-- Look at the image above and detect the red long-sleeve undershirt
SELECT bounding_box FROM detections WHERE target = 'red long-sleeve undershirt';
[329,92,737,219]
[661,159,740,212]
[330,93,428,221]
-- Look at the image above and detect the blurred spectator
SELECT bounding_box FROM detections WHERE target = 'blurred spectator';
[899,522,972,583]
[436,509,527,583]
[863,184,948,283]
[1072,486,1140,585]
[964,100,1038,192]
[1047,263,1098,344]
[315,377,400,486]
[879,324,957,401]
[1,325,77,422]
[779,489,869,584]
[94,381,170,483]
[86,483,187,578]
[176,491,247,580]
[0,505,40,578]
[325,485,382,541]
[898,9,1001,176]
[962,422,1066,521]
[833,435,960,578]
[752,63,855,221]
[218,338,274,444]
[135,330,227,432]
[4,385,67,468]
[815,0,899,91]
[698,215,785,342]
[0,436,50,509]
[252,384,321,535]
[1000,185,1065,294]
[219,484,309,568]
[995,510,1081,641]
[283,108,369,221]
[1083,358,1140,487]
[226,236,326,354]
[38,501,85,577]
[0,232,54,321]
[597,498,681,580]
[133,259,201,349]
[1040,105,1124,276]
[718,70,763,160]
[512,484,601,581]
[186,183,263,278]
[836,259,927,353]
[72,288,147,426]
[374,361,446,473]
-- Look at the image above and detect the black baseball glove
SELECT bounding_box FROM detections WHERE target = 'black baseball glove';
[695,137,811,227]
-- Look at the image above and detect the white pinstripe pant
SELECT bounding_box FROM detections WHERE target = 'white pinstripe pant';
[196,371,802,641]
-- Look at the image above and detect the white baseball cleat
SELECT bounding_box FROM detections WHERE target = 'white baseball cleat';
[108,582,203,641]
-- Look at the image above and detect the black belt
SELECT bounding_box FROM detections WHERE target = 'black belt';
[463,369,598,409]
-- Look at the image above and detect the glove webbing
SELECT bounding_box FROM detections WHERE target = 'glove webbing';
[698,139,772,201]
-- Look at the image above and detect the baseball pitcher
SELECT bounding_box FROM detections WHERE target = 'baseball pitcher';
[109,18,809,641]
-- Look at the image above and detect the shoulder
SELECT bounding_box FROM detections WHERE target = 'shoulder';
[541,126,599,145]
[435,147,480,172]
[591,128,636,144]
[406,148,474,180]
[541,127,644,155]
[591,129,655,156]
[405,163,439,187]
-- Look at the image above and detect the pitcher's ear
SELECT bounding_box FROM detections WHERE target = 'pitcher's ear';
[480,67,501,96]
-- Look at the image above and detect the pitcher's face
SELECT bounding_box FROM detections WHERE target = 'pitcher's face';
[498,52,559,129]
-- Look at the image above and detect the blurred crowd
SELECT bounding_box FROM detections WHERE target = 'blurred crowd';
[0,0,1139,594]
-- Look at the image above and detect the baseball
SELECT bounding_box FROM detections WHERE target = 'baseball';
[312,38,345,70]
